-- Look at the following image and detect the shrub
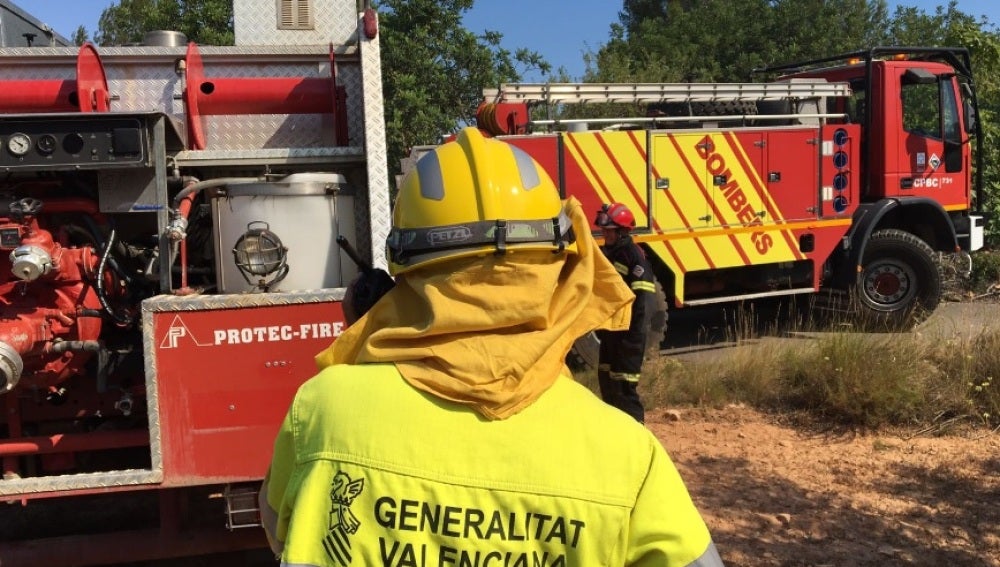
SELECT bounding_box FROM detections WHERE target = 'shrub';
[969,249,1000,294]
[641,327,1000,432]
[778,333,933,428]
[927,328,1000,426]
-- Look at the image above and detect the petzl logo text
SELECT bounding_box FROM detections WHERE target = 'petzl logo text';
[426,226,471,247]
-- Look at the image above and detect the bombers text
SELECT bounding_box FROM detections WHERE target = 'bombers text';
[695,135,773,254]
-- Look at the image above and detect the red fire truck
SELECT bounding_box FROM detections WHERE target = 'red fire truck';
[472,47,985,349]
[0,1,390,565]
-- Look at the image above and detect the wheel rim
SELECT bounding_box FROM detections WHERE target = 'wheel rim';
[863,260,916,308]
[569,331,601,370]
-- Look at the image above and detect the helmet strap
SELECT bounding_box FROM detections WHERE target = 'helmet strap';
[388,213,576,266]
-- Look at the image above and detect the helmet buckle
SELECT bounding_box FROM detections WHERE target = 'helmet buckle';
[493,219,508,255]
[551,217,565,252]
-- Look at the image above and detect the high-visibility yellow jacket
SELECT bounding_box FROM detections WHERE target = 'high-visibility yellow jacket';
[260,363,724,567]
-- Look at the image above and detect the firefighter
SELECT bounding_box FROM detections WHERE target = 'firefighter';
[259,127,724,567]
[594,202,656,424]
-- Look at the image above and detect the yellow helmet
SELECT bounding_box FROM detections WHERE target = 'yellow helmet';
[387,127,576,275]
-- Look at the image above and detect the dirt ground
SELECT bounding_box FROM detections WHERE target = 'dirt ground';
[648,404,1000,567]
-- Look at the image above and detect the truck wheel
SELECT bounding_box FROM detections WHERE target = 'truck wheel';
[853,229,942,329]
[648,280,669,352]
[567,331,600,372]
[566,281,668,371]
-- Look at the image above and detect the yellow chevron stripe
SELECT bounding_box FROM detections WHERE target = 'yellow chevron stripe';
[650,133,714,235]
[665,238,713,271]
[943,203,972,211]
[724,132,809,261]
[647,133,719,278]
[565,132,648,225]
[631,217,853,244]
[700,234,746,266]
[650,134,752,272]
[644,240,687,304]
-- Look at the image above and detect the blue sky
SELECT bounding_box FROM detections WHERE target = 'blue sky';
[20,1,1000,81]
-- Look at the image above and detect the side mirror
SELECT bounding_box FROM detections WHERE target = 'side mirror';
[962,84,977,135]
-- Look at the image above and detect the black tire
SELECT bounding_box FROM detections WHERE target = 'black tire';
[853,229,942,329]
[648,100,758,117]
[692,100,759,117]
[648,280,669,353]
[566,331,600,372]
[647,100,758,128]
[566,281,668,371]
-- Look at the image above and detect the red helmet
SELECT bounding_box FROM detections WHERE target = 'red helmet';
[595,202,635,229]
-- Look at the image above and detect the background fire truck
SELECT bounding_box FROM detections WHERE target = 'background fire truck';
[0,0,390,565]
[467,47,985,360]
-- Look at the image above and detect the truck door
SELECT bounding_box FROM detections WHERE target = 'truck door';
[765,129,820,222]
[650,131,713,232]
[648,131,718,279]
[891,67,968,207]
[706,132,766,229]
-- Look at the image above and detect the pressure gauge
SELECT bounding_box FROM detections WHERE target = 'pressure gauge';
[36,134,57,155]
[7,133,30,156]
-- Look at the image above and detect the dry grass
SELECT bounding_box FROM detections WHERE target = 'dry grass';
[633,315,1000,432]
[574,250,1000,432]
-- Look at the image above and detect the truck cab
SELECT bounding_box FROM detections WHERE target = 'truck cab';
[770,47,983,254]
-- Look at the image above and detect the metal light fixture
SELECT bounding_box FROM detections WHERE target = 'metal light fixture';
[232,221,289,291]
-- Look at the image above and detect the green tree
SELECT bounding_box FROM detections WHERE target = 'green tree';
[593,0,891,83]
[376,0,548,177]
[619,0,666,35]
[72,25,89,46]
[95,0,233,46]
[561,1,890,126]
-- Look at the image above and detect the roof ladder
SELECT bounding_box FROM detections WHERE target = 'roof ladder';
[484,80,852,105]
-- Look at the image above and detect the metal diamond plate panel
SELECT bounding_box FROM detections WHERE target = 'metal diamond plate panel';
[142,306,165,485]
[175,147,364,164]
[359,22,391,269]
[0,46,78,73]
[143,289,346,312]
[0,470,164,496]
[234,0,358,46]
